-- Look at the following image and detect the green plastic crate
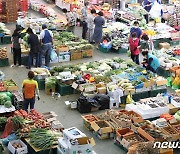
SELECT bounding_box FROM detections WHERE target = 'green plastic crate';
[111,48,128,54]
[157,67,170,78]
[0,58,9,67]
[170,40,180,46]
[35,78,45,90]
[1,35,11,44]
[132,91,150,102]
[57,82,73,96]
[99,45,111,53]
[21,56,29,66]
[150,88,167,97]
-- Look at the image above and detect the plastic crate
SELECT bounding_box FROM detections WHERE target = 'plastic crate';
[170,40,180,46]
[21,56,28,66]
[1,35,11,44]
[0,58,9,67]
[132,91,150,102]
[99,45,111,53]
[35,78,45,90]
[149,88,167,97]
[56,82,73,96]
[157,67,170,78]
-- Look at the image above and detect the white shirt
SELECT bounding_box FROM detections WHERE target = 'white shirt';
[40,29,53,40]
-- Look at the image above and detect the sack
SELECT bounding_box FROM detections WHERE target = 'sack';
[50,49,58,62]
[94,94,110,110]
[126,94,134,104]
[77,95,91,113]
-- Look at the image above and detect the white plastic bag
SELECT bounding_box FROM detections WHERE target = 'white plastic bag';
[149,1,162,18]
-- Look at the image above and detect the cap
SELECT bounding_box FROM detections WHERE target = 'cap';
[42,24,47,29]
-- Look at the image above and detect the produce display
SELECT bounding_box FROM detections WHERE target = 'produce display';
[3,80,17,87]
[0,82,6,92]
[0,47,8,59]
[0,92,13,108]
[0,23,11,35]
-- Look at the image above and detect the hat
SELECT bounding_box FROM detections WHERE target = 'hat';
[42,24,47,29]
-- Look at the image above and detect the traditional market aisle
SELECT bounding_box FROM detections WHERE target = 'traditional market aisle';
[1,6,128,154]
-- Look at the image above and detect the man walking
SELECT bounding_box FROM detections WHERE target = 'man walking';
[81,2,89,39]
[40,24,54,67]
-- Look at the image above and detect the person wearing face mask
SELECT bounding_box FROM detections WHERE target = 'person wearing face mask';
[142,51,160,73]
[130,21,142,39]
[129,32,141,65]
[140,34,150,52]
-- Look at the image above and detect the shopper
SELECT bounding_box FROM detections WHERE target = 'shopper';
[81,2,89,39]
[142,51,160,73]
[62,8,76,33]
[129,32,140,65]
[87,9,96,43]
[40,24,53,67]
[11,27,22,67]
[22,71,40,113]
[142,0,153,12]
[93,11,105,49]
[26,28,41,69]
[140,34,151,52]
[130,21,142,39]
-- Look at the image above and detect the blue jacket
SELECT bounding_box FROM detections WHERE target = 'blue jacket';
[148,53,160,71]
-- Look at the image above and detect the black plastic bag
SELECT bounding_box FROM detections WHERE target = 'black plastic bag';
[87,98,101,108]
[77,95,91,113]
[94,94,110,110]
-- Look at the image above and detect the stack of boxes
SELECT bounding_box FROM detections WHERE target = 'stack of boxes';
[57,127,95,154]
[5,0,18,23]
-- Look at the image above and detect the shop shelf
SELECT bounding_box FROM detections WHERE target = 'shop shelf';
[0,58,9,67]
[56,82,74,96]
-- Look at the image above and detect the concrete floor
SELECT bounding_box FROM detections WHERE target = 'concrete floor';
[1,1,178,154]
[0,2,127,154]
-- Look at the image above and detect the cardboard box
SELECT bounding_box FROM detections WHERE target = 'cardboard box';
[82,49,93,58]
[172,124,180,134]
[91,120,112,135]
[137,126,155,142]
[45,86,55,95]
[97,87,106,94]
[8,140,28,154]
[116,128,134,139]
[156,78,168,86]
[126,111,143,123]
[168,104,179,115]
[144,80,153,88]
[160,148,173,154]
[79,83,96,92]
[159,42,170,49]
[56,45,69,52]
[70,51,82,60]
[3,79,18,91]
[96,133,110,140]
[161,125,179,141]
[120,134,143,149]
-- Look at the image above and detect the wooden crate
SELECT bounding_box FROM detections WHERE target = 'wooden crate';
[70,51,82,60]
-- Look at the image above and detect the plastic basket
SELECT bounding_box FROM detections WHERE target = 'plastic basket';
[135,83,144,89]
[56,82,73,96]
[35,78,45,90]
[99,45,111,53]
[1,36,11,44]
[0,58,9,67]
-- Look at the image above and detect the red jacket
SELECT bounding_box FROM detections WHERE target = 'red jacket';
[129,38,140,55]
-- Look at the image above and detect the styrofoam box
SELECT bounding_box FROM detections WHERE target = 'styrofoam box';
[171,99,180,107]
[58,138,68,154]
[8,140,28,154]
[63,127,86,142]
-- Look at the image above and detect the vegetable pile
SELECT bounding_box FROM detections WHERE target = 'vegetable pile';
[29,128,62,150]
[0,92,13,108]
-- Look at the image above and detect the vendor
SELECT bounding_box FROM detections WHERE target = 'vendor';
[22,71,40,113]
[142,51,160,73]
[130,21,142,39]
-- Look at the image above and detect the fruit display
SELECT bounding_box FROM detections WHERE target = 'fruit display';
[144,128,163,139]
[0,47,7,59]
[173,49,180,56]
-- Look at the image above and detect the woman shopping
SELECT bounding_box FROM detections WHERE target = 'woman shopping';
[11,27,23,67]
[93,11,105,49]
